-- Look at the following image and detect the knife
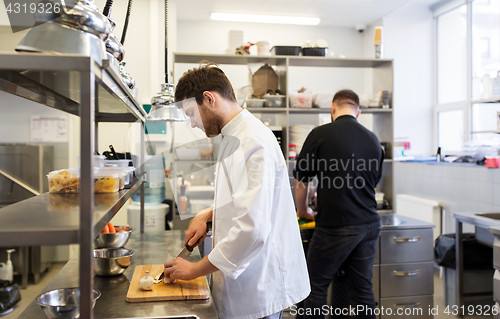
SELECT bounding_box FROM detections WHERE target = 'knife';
[158,244,194,281]
[159,225,210,281]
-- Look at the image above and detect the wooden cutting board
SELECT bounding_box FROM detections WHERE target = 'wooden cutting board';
[126,264,210,302]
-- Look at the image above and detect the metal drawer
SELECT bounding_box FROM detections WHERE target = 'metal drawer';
[380,262,434,297]
[373,265,380,304]
[374,238,380,264]
[494,237,500,269]
[380,295,433,319]
[495,270,500,301]
[380,229,433,263]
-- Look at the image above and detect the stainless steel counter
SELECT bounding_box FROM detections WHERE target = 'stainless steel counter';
[18,231,218,319]
[379,213,436,230]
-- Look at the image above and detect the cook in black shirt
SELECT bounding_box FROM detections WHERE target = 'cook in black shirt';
[294,89,384,319]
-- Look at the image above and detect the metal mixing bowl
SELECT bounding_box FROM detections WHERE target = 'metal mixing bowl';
[93,226,134,248]
[36,288,100,319]
[93,248,135,276]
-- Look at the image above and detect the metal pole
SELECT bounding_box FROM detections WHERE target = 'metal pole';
[455,219,464,317]
[140,121,145,233]
[79,65,95,319]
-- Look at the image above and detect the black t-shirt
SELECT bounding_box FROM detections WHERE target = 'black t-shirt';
[293,115,383,227]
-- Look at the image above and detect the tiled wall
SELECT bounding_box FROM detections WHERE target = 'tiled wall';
[394,162,500,233]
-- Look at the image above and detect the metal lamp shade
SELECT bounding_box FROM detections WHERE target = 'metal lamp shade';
[148,84,187,122]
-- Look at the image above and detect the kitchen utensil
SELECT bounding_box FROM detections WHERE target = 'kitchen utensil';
[94,226,134,248]
[36,288,100,319]
[126,264,209,302]
[93,248,135,276]
[157,244,194,281]
[109,145,120,160]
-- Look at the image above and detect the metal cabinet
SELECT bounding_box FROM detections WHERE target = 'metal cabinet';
[376,225,434,317]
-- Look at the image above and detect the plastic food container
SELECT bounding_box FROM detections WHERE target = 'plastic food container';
[270,46,301,56]
[312,93,334,108]
[245,99,265,108]
[94,171,120,193]
[77,155,106,168]
[47,169,80,193]
[95,168,128,189]
[264,94,286,108]
[302,47,328,57]
[175,148,200,160]
[104,159,132,168]
[289,93,313,108]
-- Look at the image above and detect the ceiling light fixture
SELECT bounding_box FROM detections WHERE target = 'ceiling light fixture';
[210,12,320,25]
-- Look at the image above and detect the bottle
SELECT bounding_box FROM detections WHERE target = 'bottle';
[289,144,296,160]
[483,71,492,99]
[0,249,15,282]
[492,71,500,97]
[178,179,187,214]
[131,154,165,204]
[472,72,481,100]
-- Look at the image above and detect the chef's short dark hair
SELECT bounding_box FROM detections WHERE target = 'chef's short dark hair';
[332,89,360,109]
[175,61,237,105]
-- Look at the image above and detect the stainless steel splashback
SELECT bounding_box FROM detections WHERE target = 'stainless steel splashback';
[0,144,53,206]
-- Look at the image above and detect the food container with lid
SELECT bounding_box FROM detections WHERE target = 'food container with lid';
[104,159,132,168]
[289,93,313,108]
[76,155,106,168]
[270,46,301,56]
[264,94,286,107]
[47,168,80,193]
[302,47,328,57]
[245,99,266,108]
[95,167,128,189]
[93,170,121,193]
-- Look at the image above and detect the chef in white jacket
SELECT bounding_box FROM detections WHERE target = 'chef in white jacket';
[163,63,310,319]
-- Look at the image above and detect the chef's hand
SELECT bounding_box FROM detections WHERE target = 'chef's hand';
[185,208,211,248]
[164,257,198,281]
[298,207,315,221]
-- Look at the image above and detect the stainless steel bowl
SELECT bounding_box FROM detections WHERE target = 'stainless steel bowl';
[94,226,133,248]
[36,288,100,319]
[93,248,135,276]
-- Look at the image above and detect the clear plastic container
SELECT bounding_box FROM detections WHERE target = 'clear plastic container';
[264,94,286,107]
[131,155,165,204]
[77,155,106,168]
[93,171,120,193]
[245,99,265,108]
[95,167,128,189]
[104,159,132,168]
[47,168,80,193]
[289,93,313,108]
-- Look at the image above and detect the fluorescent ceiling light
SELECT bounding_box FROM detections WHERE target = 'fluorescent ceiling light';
[210,13,320,25]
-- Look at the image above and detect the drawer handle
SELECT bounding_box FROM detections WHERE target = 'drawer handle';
[394,303,422,309]
[393,269,421,277]
[393,236,421,243]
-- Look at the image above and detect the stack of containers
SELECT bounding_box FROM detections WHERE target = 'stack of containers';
[46,155,135,194]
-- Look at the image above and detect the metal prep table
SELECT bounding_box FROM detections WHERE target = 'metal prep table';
[454,212,499,316]
[17,230,218,319]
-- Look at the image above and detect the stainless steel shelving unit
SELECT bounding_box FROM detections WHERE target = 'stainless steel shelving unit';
[0,52,147,319]
[173,53,395,212]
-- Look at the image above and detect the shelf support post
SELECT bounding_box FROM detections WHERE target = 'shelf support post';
[79,62,96,319]
[140,121,145,233]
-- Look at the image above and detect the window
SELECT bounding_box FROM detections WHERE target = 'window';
[438,109,464,152]
[437,5,467,104]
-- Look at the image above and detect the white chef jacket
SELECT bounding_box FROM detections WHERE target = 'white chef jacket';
[208,109,310,319]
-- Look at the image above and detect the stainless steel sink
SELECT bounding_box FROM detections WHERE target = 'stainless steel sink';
[476,213,500,220]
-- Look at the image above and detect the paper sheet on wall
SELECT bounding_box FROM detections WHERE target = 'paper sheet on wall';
[30,116,68,142]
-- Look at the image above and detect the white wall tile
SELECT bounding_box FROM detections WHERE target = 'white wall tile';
[479,167,495,183]
[465,181,480,203]
[494,183,500,207]
[465,166,480,182]
[479,204,495,213]
[479,182,494,206]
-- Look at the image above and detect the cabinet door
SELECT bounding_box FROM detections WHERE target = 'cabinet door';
[380,229,433,263]
[380,262,434,297]
[380,295,433,319]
